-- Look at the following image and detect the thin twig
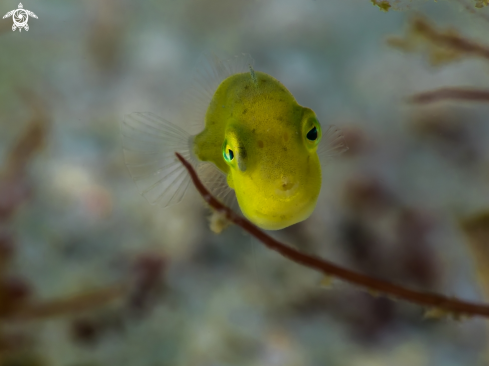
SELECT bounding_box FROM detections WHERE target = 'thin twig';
[412,18,489,62]
[3,284,126,322]
[176,152,489,319]
[409,87,489,104]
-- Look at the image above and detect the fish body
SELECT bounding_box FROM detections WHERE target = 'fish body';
[194,71,322,229]
[121,54,346,230]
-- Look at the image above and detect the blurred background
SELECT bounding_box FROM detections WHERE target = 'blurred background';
[2,0,489,365]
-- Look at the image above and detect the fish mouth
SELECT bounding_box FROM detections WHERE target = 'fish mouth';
[234,170,320,230]
[242,191,317,230]
[244,197,316,230]
[274,176,300,198]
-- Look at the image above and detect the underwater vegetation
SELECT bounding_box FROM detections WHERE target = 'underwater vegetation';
[393,13,489,305]
[175,148,489,319]
[389,16,489,104]
[5,0,489,364]
[372,0,489,12]
[0,94,166,364]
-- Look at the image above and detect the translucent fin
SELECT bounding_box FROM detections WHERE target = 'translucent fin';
[121,112,196,207]
[197,162,239,212]
[179,53,255,133]
[318,125,348,165]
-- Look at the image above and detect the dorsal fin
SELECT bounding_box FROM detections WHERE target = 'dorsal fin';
[249,64,258,87]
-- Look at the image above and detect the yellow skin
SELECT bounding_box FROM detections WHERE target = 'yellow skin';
[193,71,323,230]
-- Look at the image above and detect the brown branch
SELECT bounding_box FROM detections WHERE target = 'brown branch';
[0,91,49,222]
[412,17,489,63]
[409,87,489,104]
[3,284,126,322]
[176,152,489,319]
[387,17,489,67]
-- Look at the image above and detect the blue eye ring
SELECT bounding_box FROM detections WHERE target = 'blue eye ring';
[223,143,234,162]
[227,149,234,161]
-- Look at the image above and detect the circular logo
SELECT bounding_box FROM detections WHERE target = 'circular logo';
[12,8,28,28]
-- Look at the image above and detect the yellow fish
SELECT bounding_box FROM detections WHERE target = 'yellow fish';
[121,54,347,230]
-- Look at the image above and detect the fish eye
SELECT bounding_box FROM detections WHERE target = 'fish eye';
[303,116,322,149]
[224,148,234,162]
[306,126,318,141]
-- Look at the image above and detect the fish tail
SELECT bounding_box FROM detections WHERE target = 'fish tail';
[121,112,198,207]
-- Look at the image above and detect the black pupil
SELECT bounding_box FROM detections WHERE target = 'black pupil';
[307,126,318,141]
[228,149,234,160]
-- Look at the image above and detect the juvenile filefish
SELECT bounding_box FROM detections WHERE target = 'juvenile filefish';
[121,54,347,230]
